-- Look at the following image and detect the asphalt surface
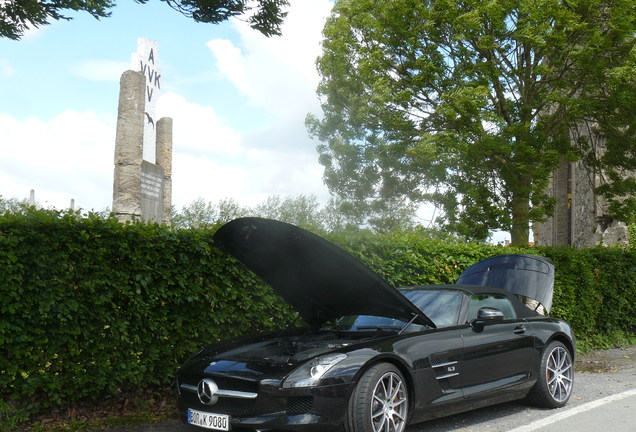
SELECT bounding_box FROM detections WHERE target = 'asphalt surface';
[105,346,636,432]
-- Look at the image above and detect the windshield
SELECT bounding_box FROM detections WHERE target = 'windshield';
[334,289,462,331]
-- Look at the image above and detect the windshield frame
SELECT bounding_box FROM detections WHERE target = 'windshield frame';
[332,287,464,332]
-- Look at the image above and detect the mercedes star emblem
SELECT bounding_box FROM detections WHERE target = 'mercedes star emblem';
[197,378,219,405]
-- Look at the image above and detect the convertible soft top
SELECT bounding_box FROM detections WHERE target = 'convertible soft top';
[456,254,555,313]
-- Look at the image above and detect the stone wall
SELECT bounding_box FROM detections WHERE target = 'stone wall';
[534,132,629,247]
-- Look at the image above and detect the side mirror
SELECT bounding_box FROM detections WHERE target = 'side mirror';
[470,307,505,331]
[477,307,505,322]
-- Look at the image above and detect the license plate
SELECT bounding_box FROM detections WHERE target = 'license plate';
[187,409,231,431]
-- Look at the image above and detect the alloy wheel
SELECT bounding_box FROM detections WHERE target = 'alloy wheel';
[546,345,573,402]
[370,371,408,432]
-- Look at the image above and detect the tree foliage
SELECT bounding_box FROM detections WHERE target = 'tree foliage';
[307,0,636,244]
[171,195,326,231]
[0,0,288,40]
[0,195,27,213]
[171,197,249,229]
[171,194,423,234]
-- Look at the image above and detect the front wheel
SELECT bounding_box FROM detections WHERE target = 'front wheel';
[527,341,574,408]
[345,363,408,432]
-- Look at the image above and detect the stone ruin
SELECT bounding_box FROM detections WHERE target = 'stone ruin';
[534,128,630,248]
[112,39,172,224]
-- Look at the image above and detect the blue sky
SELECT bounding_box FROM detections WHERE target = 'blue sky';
[0,0,334,211]
[0,1,510,243]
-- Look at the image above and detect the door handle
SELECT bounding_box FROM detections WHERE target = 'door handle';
[513,325,526,335]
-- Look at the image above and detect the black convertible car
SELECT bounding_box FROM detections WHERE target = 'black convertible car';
[176,218,575,432]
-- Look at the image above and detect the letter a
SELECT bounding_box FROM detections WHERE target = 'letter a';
[148,48,155,64]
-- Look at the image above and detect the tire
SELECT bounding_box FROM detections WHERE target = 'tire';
[345,363,408,432]
[527,341,574,408]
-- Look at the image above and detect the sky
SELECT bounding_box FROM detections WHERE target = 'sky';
[0,0,335,212]
[0,1,510,243]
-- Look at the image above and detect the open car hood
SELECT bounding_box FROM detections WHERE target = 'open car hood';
[456,254,555,313]
[213,218,435,328]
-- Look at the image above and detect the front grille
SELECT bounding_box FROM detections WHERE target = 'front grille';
[213,398,256,416]
[178,374,258,416]
[286,396,313,415]
[179,374,259,393]
[213,376,259,393]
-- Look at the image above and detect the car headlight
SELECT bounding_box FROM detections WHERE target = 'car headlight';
[282,353,348,388]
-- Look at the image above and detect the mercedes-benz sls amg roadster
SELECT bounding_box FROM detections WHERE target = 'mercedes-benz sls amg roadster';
[176,217,575,432]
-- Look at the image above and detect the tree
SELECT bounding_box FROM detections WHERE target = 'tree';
[0,0,288,40]
[171,197,249,228]
[319,196,419,234]
[0,195,27,213]
[254,194,324,231]
[307,0,636,244]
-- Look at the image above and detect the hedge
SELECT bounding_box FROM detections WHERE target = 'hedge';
[1,211,635,417]
[0,210,294,417]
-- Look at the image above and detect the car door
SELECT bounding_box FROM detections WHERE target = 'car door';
[459,293,535,398]
[393,289,466,421]
[395,326,465,423]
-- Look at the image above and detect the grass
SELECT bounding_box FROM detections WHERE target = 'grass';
[575,330,636,354]
[2,389,178,432]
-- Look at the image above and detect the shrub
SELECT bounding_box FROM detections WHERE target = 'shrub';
[0,210,293,416]
[1,210,634,419]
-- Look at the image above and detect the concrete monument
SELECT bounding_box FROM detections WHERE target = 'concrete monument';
[112,38,172,224]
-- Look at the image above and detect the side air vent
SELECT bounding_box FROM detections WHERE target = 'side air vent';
[430,360,459,394]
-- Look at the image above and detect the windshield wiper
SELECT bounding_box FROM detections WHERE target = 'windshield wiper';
[356,326,402,331]
[320,322,346,332]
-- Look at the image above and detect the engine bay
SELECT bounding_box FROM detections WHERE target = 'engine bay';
[215,330,379,364]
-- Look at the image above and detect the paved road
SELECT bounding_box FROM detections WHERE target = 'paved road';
[107,347,636,432]
[406,364,636,432]
[509,391,636,432]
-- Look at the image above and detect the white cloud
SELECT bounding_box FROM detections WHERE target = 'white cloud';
[172,154,252,208]
[0,58,13,76]
[170,144,328,209]
[207,0,333,118]
[243,147,327,198]
[206,39,249,95]
[194,0,334,207]
[20,25,44,41]
[157,92,242,157]
[0,111,115,210]
[70,59,131,82]
[157,91,329,208]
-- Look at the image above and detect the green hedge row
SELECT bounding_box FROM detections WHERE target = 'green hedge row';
[338,231,636,339]
[1,211,635,417]
[0,211,294,415]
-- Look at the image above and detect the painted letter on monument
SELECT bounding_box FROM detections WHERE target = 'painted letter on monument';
[132,38,161,163]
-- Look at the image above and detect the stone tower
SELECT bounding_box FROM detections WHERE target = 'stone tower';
[112,39,173,224]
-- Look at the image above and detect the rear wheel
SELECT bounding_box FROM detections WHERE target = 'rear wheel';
[345,363,408,432]
[527,341,574,408]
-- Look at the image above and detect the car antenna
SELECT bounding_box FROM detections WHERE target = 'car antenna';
[398,313,420,335]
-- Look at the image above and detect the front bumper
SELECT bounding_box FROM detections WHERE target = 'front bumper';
[177,376,352,431]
